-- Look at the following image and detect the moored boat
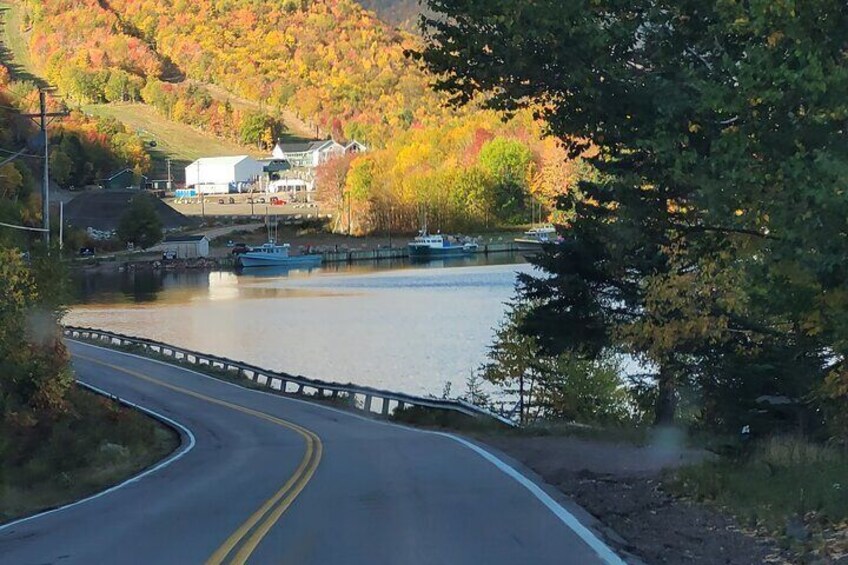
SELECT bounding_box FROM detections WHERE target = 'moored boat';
[407,231,478,258]
[237,242,323,268]
[514,224,559,252]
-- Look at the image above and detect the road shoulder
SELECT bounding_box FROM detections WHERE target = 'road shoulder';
[478,433,792,564]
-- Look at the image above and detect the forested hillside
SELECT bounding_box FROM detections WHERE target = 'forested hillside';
[18,0,579,233]
[0,66,148,224]
[355,0,422,28]
[96,0,440,144]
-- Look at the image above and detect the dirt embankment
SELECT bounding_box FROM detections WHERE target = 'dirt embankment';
[480,433,790,564]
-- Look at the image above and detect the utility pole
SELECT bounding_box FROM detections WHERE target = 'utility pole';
[59,201,64,251]
[23,89,67,247]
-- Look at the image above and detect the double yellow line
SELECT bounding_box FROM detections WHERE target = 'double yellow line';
[74,352,323,565]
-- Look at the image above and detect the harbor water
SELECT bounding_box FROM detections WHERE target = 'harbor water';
[68,255,533,397]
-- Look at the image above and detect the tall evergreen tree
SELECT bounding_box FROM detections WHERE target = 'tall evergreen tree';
[418,0,848,428]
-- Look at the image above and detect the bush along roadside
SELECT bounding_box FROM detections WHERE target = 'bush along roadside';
[0,385,179,524]
[668,436,848,561]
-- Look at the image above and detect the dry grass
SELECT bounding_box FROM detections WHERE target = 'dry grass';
[669,435,848,558]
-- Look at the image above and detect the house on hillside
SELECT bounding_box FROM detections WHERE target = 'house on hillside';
[185,155,264,195]
[271,139,367,169]
[101,168,148,191]
[266,139,367,203]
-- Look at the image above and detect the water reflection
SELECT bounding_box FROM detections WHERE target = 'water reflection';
[69,255,531,396]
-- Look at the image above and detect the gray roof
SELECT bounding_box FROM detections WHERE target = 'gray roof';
[262,160,292,172]
[102,168,148,182]
[186,155,255,168]
[275,140,333,154]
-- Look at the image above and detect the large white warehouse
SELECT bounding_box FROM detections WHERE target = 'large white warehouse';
[185,155,264,195]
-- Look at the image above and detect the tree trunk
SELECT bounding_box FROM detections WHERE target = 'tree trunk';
[654,365,678,426]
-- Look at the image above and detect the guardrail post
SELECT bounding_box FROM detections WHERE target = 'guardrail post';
[364,395,373,412]
[381,398,390,416]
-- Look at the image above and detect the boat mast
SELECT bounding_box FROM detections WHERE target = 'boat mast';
[265,206,271,243]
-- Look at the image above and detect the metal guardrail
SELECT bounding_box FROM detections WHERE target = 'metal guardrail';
[63,327,516,428]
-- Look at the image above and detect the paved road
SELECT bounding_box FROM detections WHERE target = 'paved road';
[0,341,623,565]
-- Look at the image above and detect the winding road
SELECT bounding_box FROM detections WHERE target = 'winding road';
[0,340,625,564]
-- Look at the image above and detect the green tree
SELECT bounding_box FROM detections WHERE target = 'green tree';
[478,137,532,221]
[117,195,162,249]
[481,302,633,425]
[239,112,275,149]
[0,247,73,432]
[104,70,131,102]
[419,0,848,430]
[49,149,74,187]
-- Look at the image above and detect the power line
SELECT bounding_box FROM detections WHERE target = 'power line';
[0,146,44,158]
[0,221,48,232]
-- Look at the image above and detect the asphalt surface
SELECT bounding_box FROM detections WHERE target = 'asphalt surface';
[0,341,622,565]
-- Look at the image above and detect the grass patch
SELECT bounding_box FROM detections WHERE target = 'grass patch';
[510,420,654,446]
[0,1,45,87]
[82,103,261,178]
[668,436,848,552]
[0,386,179,524]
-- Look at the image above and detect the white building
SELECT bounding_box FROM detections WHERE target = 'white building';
[185,155,264,195]
[271,139,367,169]
[161,235,210,259]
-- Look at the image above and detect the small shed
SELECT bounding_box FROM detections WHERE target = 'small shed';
[162,235,210,259]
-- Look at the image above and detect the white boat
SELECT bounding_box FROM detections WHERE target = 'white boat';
[408,231,478,258]
[514,224,559,251]
[237,242,323,268]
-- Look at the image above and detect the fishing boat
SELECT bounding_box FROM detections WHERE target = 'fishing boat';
[407,230,478,258]
[513,224,559,252]
[237,210,322,268]
[237,242,323,268]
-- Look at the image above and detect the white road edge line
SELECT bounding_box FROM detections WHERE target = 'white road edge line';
[68,339,626,564]
[433,432,626,565]
[0,380,197,533]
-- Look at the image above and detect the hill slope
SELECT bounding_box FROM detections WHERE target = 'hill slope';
[64,190,190,231]
[17,0,580,235]
[0,1,277,183]
[355,0,422,28]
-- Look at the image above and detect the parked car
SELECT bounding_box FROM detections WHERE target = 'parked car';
[258,197,266,204]
[218,198,226,204]
[231,243,249,255]
[78,247,95,257]
[228,197,236,204]
[270,196,286,206]
[162,250,177,260]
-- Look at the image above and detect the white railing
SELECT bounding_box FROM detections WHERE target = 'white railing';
[63,327,516,428]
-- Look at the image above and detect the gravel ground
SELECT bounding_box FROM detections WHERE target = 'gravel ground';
[480,434,791,564]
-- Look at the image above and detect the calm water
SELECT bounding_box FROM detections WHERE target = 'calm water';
[68,255,533,397]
